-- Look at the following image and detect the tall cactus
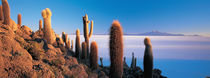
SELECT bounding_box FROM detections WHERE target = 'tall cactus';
[134,57,137,68]
[109,20,123,78]
[39,19,42,31]
[61,32,69,47]
[81,42,87,59]
[62,32,66,42]
[65,34,68,46]
[123,57,126,63]
[67,38,71,50]
[71,40,74,50]
[131,52,135,69]
[17,14,21,28]
[75,29,81,58]
[2,0,17,31]
[2,0,10,25]
[100,57,103,67]
[55,34,64,46]
[42,8,56,44]
[143,37,153,78]
[83,14,93,58]
[90,41,98,69]
[0,5,3,21]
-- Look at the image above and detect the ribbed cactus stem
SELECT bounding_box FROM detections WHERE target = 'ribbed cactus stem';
[81,42,87,59]
[0,5,3,21]
[2,0,17,31]
[2,0,10,25]
[62,32,66,42]
[71,40,74,50]
[143,37,153,78]
[42,8,56,44]
[134,57,137,68]
[75,29,81,58]
[100,57,103,67]
[109,20,123,78]
[131,52,135,69]
[67,38,71,50]
[18,14,21,27]
[123,57,126,63]
[89,20,93,37]
[64,34,68,47]
[90,41,98,69]
[55,34,64,46]
[39,19,42,30]
[83,14,94,58]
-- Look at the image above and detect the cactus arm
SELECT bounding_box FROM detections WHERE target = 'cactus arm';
[89,20,93,38]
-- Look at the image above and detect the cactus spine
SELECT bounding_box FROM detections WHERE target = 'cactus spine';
[100,57,103,67]
[18,14,21,28]
[75,29,81,58]
[90,41,98,69]
[143,37,153,78]
[109,20,123,78]
[81,42,87,59]
[39,19,42,30]
[0,5,3,21]
[83,14,93,58]
[42,8,56,44]
[131,52,135,69]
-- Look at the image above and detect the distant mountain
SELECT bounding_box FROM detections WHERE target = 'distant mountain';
[137,31,185,36]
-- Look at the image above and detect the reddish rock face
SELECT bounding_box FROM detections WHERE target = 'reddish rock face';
[0,22,89,78]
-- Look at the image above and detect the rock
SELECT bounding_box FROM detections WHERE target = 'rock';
[0,27,33,77]
[20,25,32,35]
[32,30,44,39]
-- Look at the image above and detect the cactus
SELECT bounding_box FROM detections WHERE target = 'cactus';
[2,0,17,31]
[42,8,56,44]
[134,57,137,68]
[131,52,135,69]
[109,20,123,78]
[2,0,10,25]
[0,5,3,21]
[55,34,66,52]
[17,14,21,28]
[67,38,71,50]
[65,34,68,46]
[71,40,74,50]
[83,14,93,58]
[123,57,129,68]
[81,42,87,59]
[143,37,153,78]
[75,29,81,58]
[62,32,66,42]
[55,34,64,46]
[123,57,126,63]
[39,19,42,31]
[100,57,103,67]
[90,41,98,69]
[61,32,69,47]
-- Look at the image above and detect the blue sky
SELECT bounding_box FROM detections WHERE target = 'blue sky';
[4,0,210,36]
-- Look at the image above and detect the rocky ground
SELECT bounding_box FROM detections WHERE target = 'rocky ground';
[0,21,166,78]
